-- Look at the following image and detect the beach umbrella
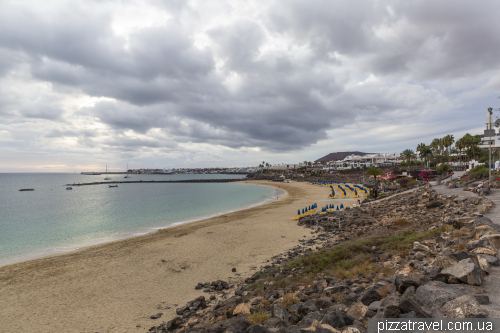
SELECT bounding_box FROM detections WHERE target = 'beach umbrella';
[305,207,308,212]
[341,203,344,209]
[298,209,301,215]
[336,206,339,210]
[302,209,305,214]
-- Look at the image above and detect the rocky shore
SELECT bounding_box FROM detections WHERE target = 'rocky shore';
[149,184,499,333]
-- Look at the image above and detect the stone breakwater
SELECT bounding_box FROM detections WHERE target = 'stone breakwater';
[148,184,499,333]
[65,179,244,186]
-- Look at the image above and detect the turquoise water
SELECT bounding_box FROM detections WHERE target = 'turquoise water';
[0,173,281,266]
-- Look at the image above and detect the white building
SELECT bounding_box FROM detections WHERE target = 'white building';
[326,153,402,169]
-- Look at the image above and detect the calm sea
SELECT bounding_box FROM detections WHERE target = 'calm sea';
[0,173,282,266]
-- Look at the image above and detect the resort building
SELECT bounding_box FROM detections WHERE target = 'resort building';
[325,153,402,170]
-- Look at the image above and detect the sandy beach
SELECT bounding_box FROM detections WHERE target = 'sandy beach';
[0,181,356,333]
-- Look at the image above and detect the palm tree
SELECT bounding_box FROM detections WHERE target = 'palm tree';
[455,138,467,169]
[416,143,426,154]
[430,138,442,165]
[418,145,432,168]
[402,149,416,171]
[442,134,455,163]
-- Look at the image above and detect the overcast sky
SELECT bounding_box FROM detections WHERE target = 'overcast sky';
[1,0,499,172]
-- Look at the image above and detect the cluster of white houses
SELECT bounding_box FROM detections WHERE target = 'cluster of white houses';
[270,153,403,170]
[326,153,401,169]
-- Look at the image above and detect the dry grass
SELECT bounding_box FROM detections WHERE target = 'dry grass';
[379,266,395,277]
[260,299,271,306]
[456,241,466,251]
[452,229,470,238]
[333,293,347,303]
[397,248,409,258]
[393,219,412,227]
[247,310,270,325]
[334,259,379,280]
[378,285,391,299]
[286,225,453,277]
[278,293,300,308]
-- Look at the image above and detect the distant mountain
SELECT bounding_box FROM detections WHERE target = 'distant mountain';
[315,151,370,163]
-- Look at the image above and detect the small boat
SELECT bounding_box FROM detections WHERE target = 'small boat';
[104,165,111,180]
[66,187,72,190]
[124,163,131,178]
[19,189,35,191]
[108,185,118,188]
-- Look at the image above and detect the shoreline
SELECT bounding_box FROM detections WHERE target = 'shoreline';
[0,182,285,267]
[0,180,341,333]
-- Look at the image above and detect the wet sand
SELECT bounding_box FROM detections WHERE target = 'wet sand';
[0,181,356,333]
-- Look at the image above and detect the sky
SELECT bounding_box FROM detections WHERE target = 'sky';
[1,0,500,172]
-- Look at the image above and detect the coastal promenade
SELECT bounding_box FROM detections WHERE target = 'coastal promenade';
[0,181,356,333]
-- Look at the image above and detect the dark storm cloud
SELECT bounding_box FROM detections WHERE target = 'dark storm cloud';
[2,0,500,156]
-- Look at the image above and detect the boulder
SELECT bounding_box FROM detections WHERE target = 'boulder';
[263,317,287,328]
[176,306,189,315]
[401,286,415,299]
[413,242,430,252]
[248,324,272,333]
[479,254,500,266]
[321,311,354,329]
[433,256,458,271]
[303,299,320,313]
[476,255,490,274]
[478,234,500,249]
[298,320,340,333]
[374,296,401,318]
[359,288,381,306]
[346,302,368,320]
[478,188,490,196]
[441,258,483,286]
[415,281,481,309]
[224,319,252,333]
[315,297,334,310]
[368,301,381,312]
[298,312,324,328]
[394,274,429,294]
[271,304,290,324]
[233,303,251,315]
[399,297,431,318]
[166,317,183,331]
[440,295,489,318]
[470,247,497,256]
[324,285,350,295]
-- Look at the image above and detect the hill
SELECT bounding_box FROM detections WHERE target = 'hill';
[315,151,370,163]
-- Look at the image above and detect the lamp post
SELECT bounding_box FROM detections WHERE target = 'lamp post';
[487,108,493,183]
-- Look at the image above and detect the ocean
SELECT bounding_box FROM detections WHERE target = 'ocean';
[0,173,282,266]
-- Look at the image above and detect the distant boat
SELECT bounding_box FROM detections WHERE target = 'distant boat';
[104,165,111,180]
[108,185,118,188]
[124,163,131,178]
[19,189,35,191]
[66,187,72,190]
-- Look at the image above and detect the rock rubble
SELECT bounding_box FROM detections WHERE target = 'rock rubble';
[148,185,499,333]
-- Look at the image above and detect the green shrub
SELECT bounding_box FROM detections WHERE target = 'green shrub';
[436,163,452,174]
[471,165,489,179]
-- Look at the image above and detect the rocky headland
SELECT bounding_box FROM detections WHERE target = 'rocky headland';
[149,184,500,333]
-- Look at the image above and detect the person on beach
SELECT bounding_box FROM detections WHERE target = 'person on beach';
[450,172,453,180]
[458,176,460,182]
